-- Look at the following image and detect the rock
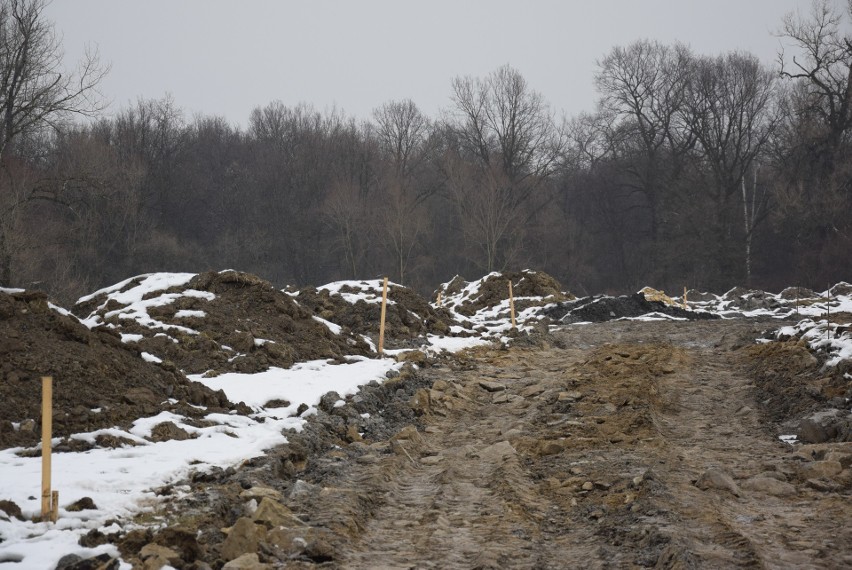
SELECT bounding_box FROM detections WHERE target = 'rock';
[695,468,740,496]
[520,384,546,398]
[267,527,310,556]
[55,553,119,570]
[408,389,431,416]
[740,476,796,496]
[19,418,35,432]
[537,440,565,456]
[305,538,336,563]
[799,460,843,480]
[318,391,343,413]
[66,496,98,512]
[149,421,191,442]
[221,517,267,561]
[222,553,270,570]
[252,497,305,528]
[558,391,583,402]
[396,350,427,366]
[139,543,180,562]
[238,486,283,502]
[153,526,200,562]
[478,380,507,392]
[0,499,23,520]
[288,479,319,499]
[475,440,516,463]
[799,418,830,444]
[581,481,594,491]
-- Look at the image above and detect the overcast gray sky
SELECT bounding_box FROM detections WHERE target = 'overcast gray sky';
[44,0,809,127]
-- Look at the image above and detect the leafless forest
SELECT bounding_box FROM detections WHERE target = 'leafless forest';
[0,0,850,303]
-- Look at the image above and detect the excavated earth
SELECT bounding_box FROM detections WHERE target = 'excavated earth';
[109,318,852,569]
[0,290,231,451]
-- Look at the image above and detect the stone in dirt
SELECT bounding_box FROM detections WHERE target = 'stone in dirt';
[740,476,797,497]
[478,380,507,392]
[54,553,119,570]
[149,421,192,442]
[222,553,270,570]
[695,468,741,496]
[221,517,267,561]
[252,497,305,528]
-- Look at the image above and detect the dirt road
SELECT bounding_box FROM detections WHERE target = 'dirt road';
[282,319,851,569]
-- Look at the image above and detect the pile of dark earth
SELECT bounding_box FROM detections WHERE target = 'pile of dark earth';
[73,270,373,376]
[439,270,572,317]
[544,293,719,324]
[0,289,231,451]
[293,281,457,347]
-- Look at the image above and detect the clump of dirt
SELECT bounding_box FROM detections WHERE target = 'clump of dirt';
[74,271,373,375]
[544,293,719,324]
[438,270,573,318]
[0,289,230,450]
[778,286,818,300]
[294,281,457,349]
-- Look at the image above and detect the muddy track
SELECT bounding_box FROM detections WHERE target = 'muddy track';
[277,319,852,569]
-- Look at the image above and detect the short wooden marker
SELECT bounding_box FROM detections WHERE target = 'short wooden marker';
[437,291,442,307]
[509,280,516,329]
[41,376,53,522]
[378,277,388,355]
[683,286,688,309]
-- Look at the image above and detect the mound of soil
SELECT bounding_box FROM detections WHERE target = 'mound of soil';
[544,293,719,324]
[74,271,372,376]
[0,290,229,450]
[742,339,852,442]
[778,287,818,301]
[295,282,456,349]
[440,270,572,317]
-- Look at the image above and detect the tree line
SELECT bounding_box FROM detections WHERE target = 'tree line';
[1,0,850,303]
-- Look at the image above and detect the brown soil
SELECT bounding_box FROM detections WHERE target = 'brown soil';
[294,282,457,348]
[74,271,373,375]
[120,318,852,568]
[0,290,230,450]
[441,270,572,317]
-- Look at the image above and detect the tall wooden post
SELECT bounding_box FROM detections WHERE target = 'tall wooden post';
[41,376,53,522]
[683,286,688,309]
[437,292,442,307]
[826,285,831,341]
[378,277,388,355]
[509,280,516,329]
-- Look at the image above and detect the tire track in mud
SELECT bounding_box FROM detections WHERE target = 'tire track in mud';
[290,319,852,569]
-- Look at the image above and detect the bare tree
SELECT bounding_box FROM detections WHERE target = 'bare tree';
[687,52,778,285]
[0,0,106,158]
[0,0,107,286]
[372,99,434,283]
[594,40,695,281]
[778,0,852,160]
[446,65,563,271]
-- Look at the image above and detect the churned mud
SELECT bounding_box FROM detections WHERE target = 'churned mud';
[116,319,852,569]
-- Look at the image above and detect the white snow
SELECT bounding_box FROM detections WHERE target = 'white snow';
[312,316,342,335]
[188,356,402,412]
[318,279,398,305]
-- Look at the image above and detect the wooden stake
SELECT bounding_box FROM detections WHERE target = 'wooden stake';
[509,280,516,329]
[437,291,442,307]
[41,376,52,522]
[378,277,388,355]
[795,288,799,316]
[683,286,688,309]
[51,490,59,523]
[826,285,831,341]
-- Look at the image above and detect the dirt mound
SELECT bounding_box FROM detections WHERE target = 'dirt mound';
[74,271,372,375]
[294,280,456,349]
[778,287,819,300]
[741,339,852,443]
[544,293,719,324]
[0,289,230,450]
[437,270,572,318]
